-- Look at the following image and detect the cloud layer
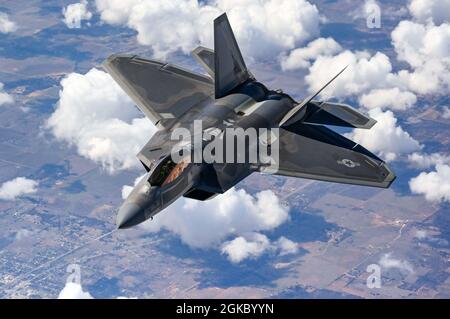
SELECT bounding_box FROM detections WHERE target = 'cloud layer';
[408,152,450,169]
[220,234,298,263]
[409,164,450,203]
[0,12,17,33]
[58,282,93,299]
[0,177,38,201]
[283,2,449,108]
[346,108,422,161]
[391,20,450,95]
[63,1,93,29]
[47,68,156,173]
[95,0,320,59]
[379,253,414,274]
[141,187,290,248]
[408,0,450,25]
[359,88,417,111]
[280,37,342,70]
[0,83,14,106]
[305,50,399,99]
[120,178,298,263]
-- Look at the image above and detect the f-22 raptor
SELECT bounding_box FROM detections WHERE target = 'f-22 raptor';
[103,13,395,229]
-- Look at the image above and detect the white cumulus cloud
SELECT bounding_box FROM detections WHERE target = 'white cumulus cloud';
[0,177,38,201]
[276,236,299,256]
[415,230,427,240]
[15,229,33,241]
[221,232,272,263]
[58,282,93,299]
[379,253,414,274]
[408,0,450,25]
[47,68,156,173]
[305,50,397,99]
[280,37,342,70]
[139,187,289,249]
[0,12,17,33]
[409,164,450,203]
[63,1,93,29]
[408,152,450,168]
[95,0,320,59]
[302,13,450,103]
[359,88,417,111]
[122,174,296,263]
[346,108,422,161]
[220,233,298,263]
[391,21,450,95]
[444,106,450,119]
[0,83,14,106]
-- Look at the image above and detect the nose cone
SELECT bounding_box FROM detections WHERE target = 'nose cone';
[116,202,145,229]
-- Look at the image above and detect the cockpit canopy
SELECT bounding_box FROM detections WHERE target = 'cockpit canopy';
[148,155,189,187]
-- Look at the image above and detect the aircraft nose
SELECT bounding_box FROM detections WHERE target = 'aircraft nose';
[116,202,144,229]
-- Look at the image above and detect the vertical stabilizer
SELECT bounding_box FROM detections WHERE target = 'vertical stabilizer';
[214,13,250,98]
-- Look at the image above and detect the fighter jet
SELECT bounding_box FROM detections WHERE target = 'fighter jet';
[103,13,395,229]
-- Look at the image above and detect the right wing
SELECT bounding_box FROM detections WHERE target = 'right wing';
[260,123,395,188]
[103,54,214,127]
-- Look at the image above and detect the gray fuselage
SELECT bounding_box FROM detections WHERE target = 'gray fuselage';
[116,80,295,228]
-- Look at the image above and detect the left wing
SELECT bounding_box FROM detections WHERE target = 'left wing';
[103,54,214,128]
[259,124,395,188]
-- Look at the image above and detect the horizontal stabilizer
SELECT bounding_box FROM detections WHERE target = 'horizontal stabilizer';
[279,65,348,127]
[192,46,215,78]
[302,101,376,129]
